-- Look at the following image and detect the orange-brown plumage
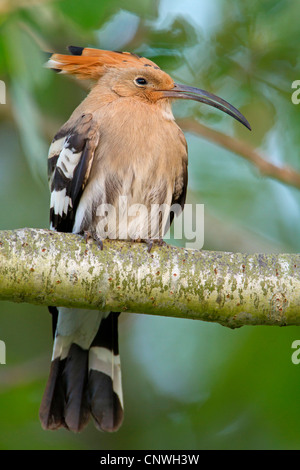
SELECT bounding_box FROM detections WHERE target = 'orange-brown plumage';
[40,46,250,435]
[46,47,160,80]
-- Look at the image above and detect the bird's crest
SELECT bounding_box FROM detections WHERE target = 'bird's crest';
[45,46,160,80]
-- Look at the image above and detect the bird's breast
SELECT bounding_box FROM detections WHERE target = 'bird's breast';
[74,99,187,240]
[95,98,184,169]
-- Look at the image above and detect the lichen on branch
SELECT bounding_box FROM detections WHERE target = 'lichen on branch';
[0,228,299,329]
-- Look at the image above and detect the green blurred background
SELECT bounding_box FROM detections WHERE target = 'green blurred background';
[0,0,300,450]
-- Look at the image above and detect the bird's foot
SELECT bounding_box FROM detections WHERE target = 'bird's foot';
[133,237,167,253]
[83,230,104,250]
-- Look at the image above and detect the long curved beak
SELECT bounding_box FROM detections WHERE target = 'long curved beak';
[162,83,251,130]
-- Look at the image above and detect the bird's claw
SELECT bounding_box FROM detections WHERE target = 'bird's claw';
[83,230,104,250]
[134,238,167,253]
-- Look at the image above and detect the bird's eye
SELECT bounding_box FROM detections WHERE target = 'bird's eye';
[134,77,148,86]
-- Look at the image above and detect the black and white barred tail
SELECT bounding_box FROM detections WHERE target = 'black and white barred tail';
[39,309,123,432]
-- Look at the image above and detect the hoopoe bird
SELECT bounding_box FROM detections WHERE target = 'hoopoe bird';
[40,46,251,433]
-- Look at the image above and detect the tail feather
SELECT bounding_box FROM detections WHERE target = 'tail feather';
[40,309,123,432]
[63,344,90,432]
[88,313,123,432]
[39,357,67,430]
[89,370,123,432]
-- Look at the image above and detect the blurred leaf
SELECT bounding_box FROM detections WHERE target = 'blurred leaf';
[10,80,48,185]
[56,0,159,30]
[148,16,198,48]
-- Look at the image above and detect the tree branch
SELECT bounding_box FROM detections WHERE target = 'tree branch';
[177,118,300,190]
[0,229,299,328]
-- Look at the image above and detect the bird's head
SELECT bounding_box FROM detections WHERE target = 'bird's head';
[46,46,251,130]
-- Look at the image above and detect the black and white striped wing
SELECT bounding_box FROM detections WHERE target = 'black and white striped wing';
[48,113,99,233]
[169,139,188,228]
[43,113,124,433]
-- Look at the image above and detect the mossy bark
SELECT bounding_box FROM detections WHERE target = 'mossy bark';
[0,228,299,328]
